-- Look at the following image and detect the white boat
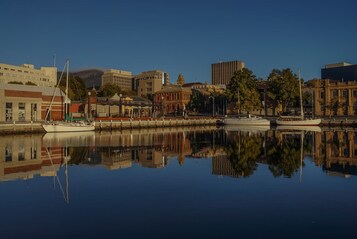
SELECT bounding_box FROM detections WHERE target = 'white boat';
[276,116,321,126]
[224,115,271,126]
[42,60,95,133]
[42,121,95,133]
[276,72,321,126]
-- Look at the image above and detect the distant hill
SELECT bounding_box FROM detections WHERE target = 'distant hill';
[57,68,104,89]
[72,69,104,89]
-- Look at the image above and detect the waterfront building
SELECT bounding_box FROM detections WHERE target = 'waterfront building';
[153,85,192,116]
[0,83,64,122]
[134,70,170,98]
[86,94,152,118]
[0,63,57,87]
[321,62,357,82]
[211,60,245,85]
[101,69,133,91]
[308,79,357,116]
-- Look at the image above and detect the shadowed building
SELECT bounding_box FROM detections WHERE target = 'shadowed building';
[321,62,357,82]
[211,60,245,85]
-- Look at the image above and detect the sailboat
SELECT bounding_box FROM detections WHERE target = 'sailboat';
[223,89,270,126]
[276,72,321,126]
[42,60,95,133]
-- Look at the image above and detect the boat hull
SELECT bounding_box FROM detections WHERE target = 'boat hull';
[42,123,95,133]
[223,117,271,126]
[276,118,321,126]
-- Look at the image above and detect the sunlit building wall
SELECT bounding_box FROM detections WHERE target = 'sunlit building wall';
[101,69,133,91]
[0,63,57,87]
[211,60,245,85]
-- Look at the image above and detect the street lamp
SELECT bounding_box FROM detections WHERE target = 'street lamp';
[209,96,215,117]
[161,96,165,117]
[119,93,122,117]
[87,91,92,120]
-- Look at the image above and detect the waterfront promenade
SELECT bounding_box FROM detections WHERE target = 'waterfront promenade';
[0,116,356,134]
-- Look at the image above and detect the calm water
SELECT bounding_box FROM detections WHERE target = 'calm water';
[1,126,357,239]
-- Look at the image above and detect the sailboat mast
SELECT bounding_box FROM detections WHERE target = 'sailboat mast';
[65,60,69,121]
[299,71,304,119]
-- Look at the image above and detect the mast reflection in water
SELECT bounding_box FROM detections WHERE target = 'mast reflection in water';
[0,126,357,238]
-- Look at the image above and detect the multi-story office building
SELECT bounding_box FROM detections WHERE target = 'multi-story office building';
[0,63,57,87]
[211,60,245,85]
[134,70,170,98]
[321,62,357,82]
[101,69,133,91]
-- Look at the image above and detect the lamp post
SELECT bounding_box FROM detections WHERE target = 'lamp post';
[88,91,91,120]
[119,93,122,117]
[161,96,165,117]
[209,96,215,117]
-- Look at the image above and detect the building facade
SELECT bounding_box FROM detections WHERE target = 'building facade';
[308,79,357,116]
[134,70,170,98]
[0,63,57,87]
[321,62,357,82]
[153,86,192,116]
[211,60,245,85]
[0,83,64,122]
[101,69,133,91]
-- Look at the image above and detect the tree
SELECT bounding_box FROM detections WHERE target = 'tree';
[25,81,37,86]
[226,68,262,114]
[8,81,23,85]
[58,75,87,101]
[267,68,300,115]
[98,83,122,97]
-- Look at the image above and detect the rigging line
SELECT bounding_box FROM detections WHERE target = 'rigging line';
[45,147,67,203]
[45,61,68,121]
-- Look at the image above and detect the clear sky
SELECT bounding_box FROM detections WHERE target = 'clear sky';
[1,0,357,83]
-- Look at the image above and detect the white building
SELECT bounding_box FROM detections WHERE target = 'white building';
[0,63,57,87]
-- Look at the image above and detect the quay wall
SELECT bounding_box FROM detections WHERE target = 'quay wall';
[0,118,218,134]
[0,117,356,135]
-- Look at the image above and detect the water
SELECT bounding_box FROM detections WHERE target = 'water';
[0,127,357,238]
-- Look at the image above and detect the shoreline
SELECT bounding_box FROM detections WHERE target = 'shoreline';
[0,116,356,135]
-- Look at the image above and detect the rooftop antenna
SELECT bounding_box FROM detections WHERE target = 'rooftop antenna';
[53,54,56,67]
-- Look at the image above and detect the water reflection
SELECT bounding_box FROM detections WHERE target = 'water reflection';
[1,126,357,183]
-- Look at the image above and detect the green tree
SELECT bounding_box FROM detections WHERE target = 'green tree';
[267,68,300,115]
[97,83,122,97]
[25,81,37,86]
[8,81,23,85]
[59,75,87,101]
[226,68,262,114]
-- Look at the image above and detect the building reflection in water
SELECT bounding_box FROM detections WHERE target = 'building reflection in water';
[1,127,357,183]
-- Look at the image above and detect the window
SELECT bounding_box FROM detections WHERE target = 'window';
[332,90,338,98]
[18,103,25,121]
[5,102,12,122]
[5,145,12,162]
[343,90,348,98]
[31,103,37,121]
[353,90,357,97]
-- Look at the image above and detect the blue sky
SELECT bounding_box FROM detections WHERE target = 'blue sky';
[1,0,357,83]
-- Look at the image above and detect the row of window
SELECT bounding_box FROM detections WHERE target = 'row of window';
[5,102,38,121]
[320,90,357,99]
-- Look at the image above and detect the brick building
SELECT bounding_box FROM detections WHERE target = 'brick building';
[0,83,65,122]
